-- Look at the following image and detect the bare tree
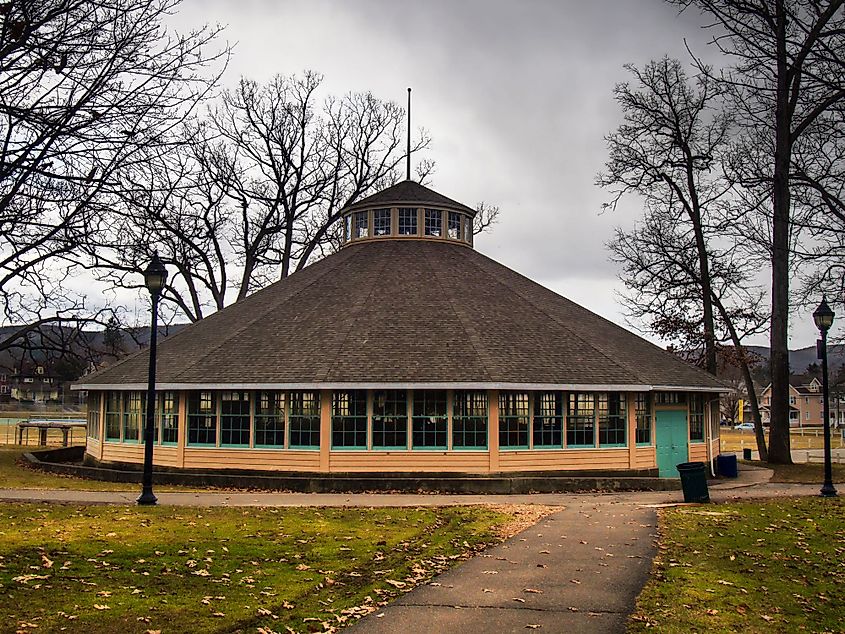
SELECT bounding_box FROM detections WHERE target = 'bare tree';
[93,72,499,323]
[0,0,228,347]
[598,57,731,376]
[671,0,845,463]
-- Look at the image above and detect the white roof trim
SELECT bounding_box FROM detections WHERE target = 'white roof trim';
[73,381,724,392]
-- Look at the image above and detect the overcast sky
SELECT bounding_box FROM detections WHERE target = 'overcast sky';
[171,0,828,349]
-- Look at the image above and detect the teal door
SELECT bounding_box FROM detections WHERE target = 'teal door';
[655,410,689,478]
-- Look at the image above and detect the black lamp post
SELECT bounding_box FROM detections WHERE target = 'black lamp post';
[137,253,167,506]
[813,296,837,498]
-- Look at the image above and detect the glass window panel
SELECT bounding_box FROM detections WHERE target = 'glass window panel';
[344,215,351,242]
[448,212,461,239]
[221,391,250,446]
[453,390,487,449]
[636,393,652,444]
[332,390,367,449]
[87,393,101,440]
[499,392,529,448]
[373,209,391,236]
[598,393,627,446]
[424,209,442,236]
[354,210,369,239]
[289,391,320,448]
[533,392,563,447]
[156,391,179,445]
[122,391,144,443]
[105,392,122,441]
[373,389,407,448]
[566,392,595,447]
[689,393,705,442]
[399,207,418,235]
[255,391,285,447]
[412,390,447,449]
[188,391,217,446]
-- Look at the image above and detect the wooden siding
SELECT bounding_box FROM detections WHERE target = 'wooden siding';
[86,438,100,455]
[633,446,656,469]
[710,438,720,458]
[688,443,708,463]
[329,451,490,473]
[184,448,321,472]
[100,442,181,468]
[498,448,629,472]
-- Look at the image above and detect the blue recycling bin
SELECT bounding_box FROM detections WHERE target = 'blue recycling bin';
[716,453,738,478]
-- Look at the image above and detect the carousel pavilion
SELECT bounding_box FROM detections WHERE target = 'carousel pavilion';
[75,180,724,479]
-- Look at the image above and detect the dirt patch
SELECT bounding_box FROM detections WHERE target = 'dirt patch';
[487,504,563,539]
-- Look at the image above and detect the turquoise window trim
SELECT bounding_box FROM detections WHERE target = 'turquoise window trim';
[565,443,595,449]
[411,445,448,451]
[122,438,139,444]
[186,441,217,448]
[500,445,529,451]
[331,444,367,451]
[371,445,409,451]
[636,441,653,447]
[288,444,320,451]
[451,445,488,451]
[689,439,706,444]
[599,442,628,448]
[161,441,178,447]
[254,443,285,450]
[219,443,250,449]
[533,444,565,450]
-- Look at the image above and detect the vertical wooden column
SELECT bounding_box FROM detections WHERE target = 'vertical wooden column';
[320,389,331,472]
[627,391,637,469]
[488,389,500,473]
[177,390,187,468]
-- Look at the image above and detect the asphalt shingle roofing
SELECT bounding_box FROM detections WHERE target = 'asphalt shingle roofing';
[77,239,725,391]
[344,180,477,215]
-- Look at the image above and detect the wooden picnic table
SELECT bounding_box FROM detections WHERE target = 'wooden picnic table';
[15,419,86,447]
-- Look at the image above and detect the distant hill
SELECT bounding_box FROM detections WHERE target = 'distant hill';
[745,344,845,373]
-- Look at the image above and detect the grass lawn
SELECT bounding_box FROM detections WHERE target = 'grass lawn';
[630,497,845,633]
[0,503,532,633]
[719,429,845,452]
[0,446,193,492]
[767,461,845,484]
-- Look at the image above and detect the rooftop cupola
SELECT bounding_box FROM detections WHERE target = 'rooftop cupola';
[340,180,477,247]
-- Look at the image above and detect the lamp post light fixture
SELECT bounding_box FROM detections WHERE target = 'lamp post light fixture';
[137,253,168,506]
[813,296,837,498]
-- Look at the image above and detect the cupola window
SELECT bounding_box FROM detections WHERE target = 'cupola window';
[399,207,418,235]
[354,211,369,239]
[373,209,391,236]
[448,212,461,239]
[425,209,442,237]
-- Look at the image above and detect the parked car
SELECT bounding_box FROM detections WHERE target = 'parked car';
[733,422,755,431]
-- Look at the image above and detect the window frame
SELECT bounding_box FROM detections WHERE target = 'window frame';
[289,391,321,449]
[122,391,143,444]
[635,393,652,445]
[598,392,627,447]
[424,208,442,237]
[87,393,101,440]
[254,391,286,448]
[157,391,179,445]
[566,392,595,448]
[331,390,368,450]
[499,391,529,449]
[398,207,418,236]
[187,391,217,447]
[452,390,488,450]
[354,210,369,239]
[372,389,408,450]
[105,391,121,441]
[373,208,391,237]
[412,390,448,450]
[220,391,251,448]
[533,391,563,448]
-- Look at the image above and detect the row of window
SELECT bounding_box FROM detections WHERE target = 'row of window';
[87,390,711,449]
[344,208,472,243]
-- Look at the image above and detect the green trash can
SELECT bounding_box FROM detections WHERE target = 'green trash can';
[677,461,710,503]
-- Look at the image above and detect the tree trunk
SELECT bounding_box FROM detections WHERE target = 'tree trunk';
[767,0,793,464]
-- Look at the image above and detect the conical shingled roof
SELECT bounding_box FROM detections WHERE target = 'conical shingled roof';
[77,240,725,391]
[344,180,476,215]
